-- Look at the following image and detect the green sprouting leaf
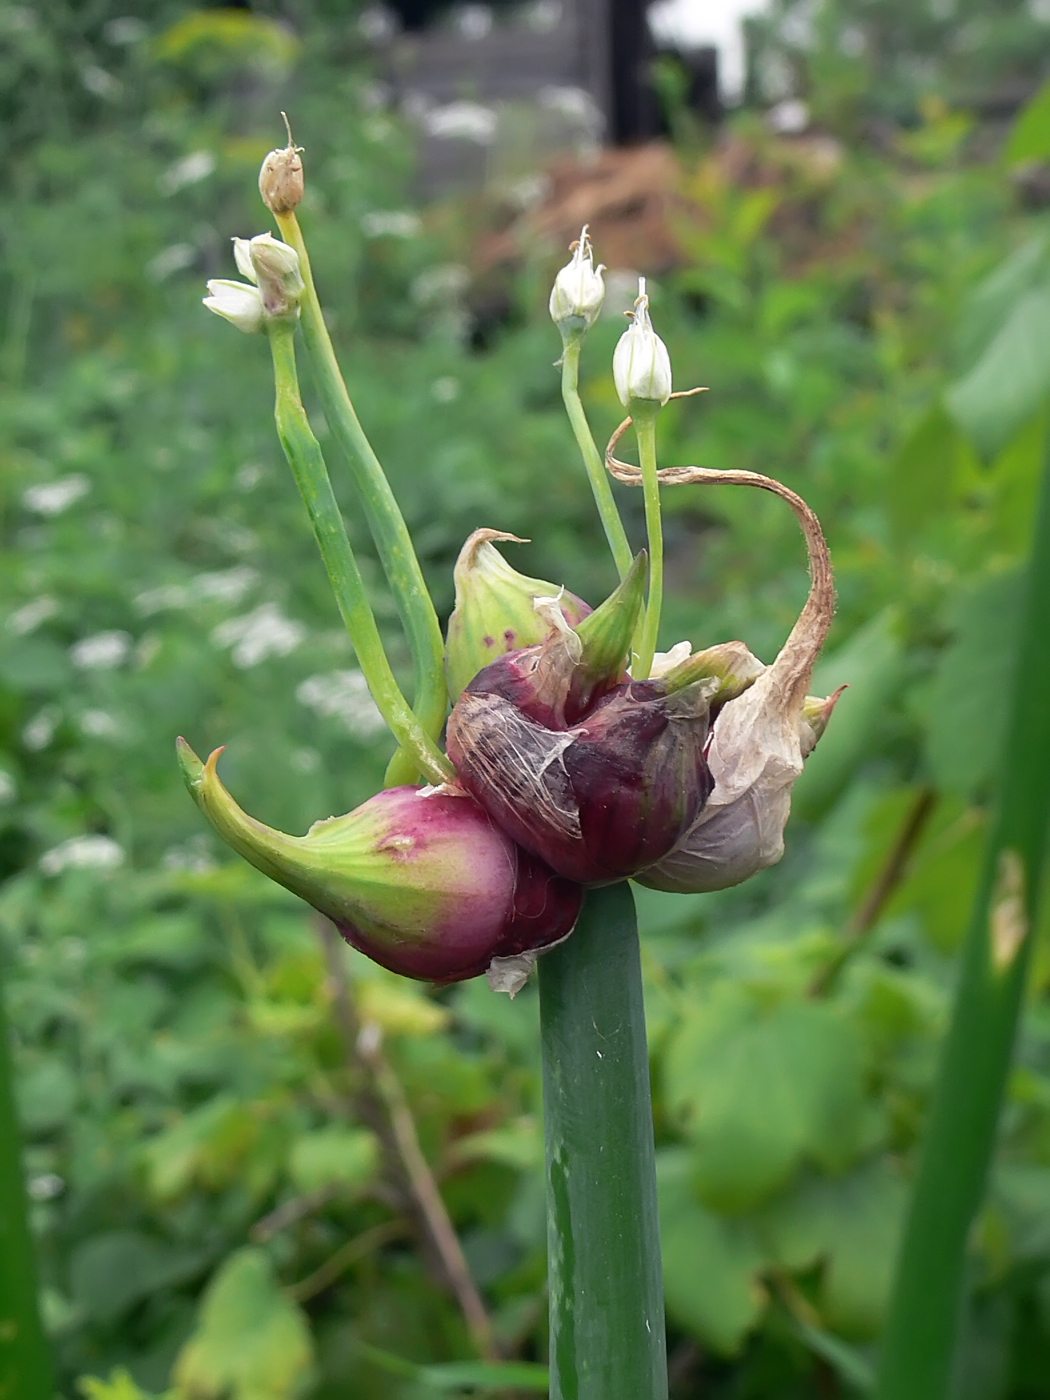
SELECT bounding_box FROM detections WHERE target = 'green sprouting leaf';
[78,1369,159,1400]
[657,1148,767,1354]
[760,1158,908,1339]
[947,286,1050,456]
[664,991,867,1212]
[924,566,1023,800]
[288,1126,380,1194]
[172,1248,313,1400]
[794,610,905,817]
[1006,79,1050,166]
[886,406,976,547]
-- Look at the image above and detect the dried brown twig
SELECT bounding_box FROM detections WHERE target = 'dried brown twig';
[317,921,500,1361]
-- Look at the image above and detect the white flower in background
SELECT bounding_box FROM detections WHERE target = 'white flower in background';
[146,243,196,282]
[70,630,132,670]
[361,210,421,238]
[23,475,90,517]
[135,566,258,616]
[296,670,387,739]
[549,224,606,333]
[0,771,16,804]
[159,150,216,196]
[422,102,498,144]
[22,709,58,752]
[431,376,460,403]
[212,603,305,668]
[8,596,58,635]
[28,1173,65,1201]
[79,710,122,739]
[162,838,215,874]
[411,264,470,306]
[613,278,672,407]
[40,834,125,875]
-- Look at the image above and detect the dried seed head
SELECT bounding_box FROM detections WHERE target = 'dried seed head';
[259,113,305,214]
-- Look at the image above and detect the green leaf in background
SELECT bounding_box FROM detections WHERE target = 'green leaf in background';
[886,407,975,549]
[793,610,905,817]
[923,566,1023,800]
[1005,79,1050,165]
[172,1248,313,1400]
[947,288,1050,457]
[664,989,867,1212]
[953,235,1050,376]
[78,1370,159,1400]
[69,1230,207,1326]
[355,1343,550,1392]
[657,1148,767,1355]
[288,1126,380,1195]
[761,1158,908,1339]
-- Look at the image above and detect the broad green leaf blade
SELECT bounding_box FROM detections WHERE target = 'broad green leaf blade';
[923,567,1023,800]
[172,1248,313,1400]
[1006,79,1050,165]
[657,1149,766,1355]
[665,992,867,1212]
[947,287,1050,456]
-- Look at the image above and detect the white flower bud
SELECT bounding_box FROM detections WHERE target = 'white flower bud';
[203,234,303,331]
[247,232,304,320]
[613,278,672,407]
[202,279,264,334]
[549,224,606,333]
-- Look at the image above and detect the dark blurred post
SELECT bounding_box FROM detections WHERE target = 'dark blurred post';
[605,0,661,142]
[0,975,52,1400]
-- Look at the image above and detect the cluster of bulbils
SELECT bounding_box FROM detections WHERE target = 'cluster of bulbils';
[187,202,840,994]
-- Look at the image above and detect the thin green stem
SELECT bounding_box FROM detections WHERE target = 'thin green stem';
[538,883,667,1400]
[268,323,453,787]
[633,406,663,679]
[875,438,1050,1400]
[275,211,448,784]
[560,337,633,582]
[0,969,52,1400]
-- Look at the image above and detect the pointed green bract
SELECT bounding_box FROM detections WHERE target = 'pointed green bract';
[445,529,591,701]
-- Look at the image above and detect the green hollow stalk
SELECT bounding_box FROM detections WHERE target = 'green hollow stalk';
[559,336,633,582]
[633,406,664,679]
[0,971,52,1400]
[274,210,448,784]
[538,882,667,1400]
[268,322,453,787]
[875,440,1050,1400]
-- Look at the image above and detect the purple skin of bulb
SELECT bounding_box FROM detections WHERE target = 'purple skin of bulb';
[446,667,715,887]
[332,788,585,982]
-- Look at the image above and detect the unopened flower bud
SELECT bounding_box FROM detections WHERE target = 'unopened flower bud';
[203,234,303,330]
[259,118,305,214]
[247,232,304,320]
[613,278,672,407]
[445,529,591,702]
[549,225,606,336]
[177,740,581,983]
[203,278,264,334]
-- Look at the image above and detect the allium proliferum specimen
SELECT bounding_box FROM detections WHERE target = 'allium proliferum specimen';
[182,127,842,1398]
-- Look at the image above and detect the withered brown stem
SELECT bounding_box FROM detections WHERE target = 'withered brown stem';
[318,921,499,1360]
[606,402,835,714]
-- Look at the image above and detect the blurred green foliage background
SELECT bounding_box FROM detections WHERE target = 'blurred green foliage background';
[6,2,1050,1396]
